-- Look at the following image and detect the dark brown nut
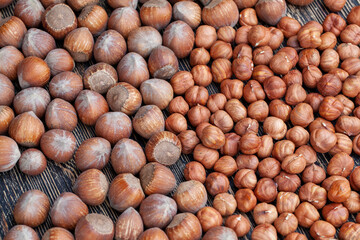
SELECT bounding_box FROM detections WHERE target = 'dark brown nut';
[235,25,252,44]
[243,80,265,103]
[285,83,306,106]
[290,103,314,128]
[298,48,320,69]
[286,126,309,147]
[247,100,269,122]
[188,105,211,127]
[274,213,298,236]
[263,116,286,140]
[63,27,94,62]
[320,49,340,72]
[263,76,287,100]
[297,21,322,49]
[318,32,337,51]
[255,0,286,26]
[232,56,254,81]
[343,75,360,98]
[257,135,274,159]
[239,132,261,155]
[22,28,55,59]
[277,16,301,38]
[94,30,126,65]
[340,24,360,45]
[319,96,344,121]
[211,58,232,83]
[132,105,165,139]
[336,94,354,115]
[275,171,301,192]
[0,16,27,48]
[272,140,295,162]
[269,99,292,122]
[328,179,351,203]
[343,191,360,214]
[234,169,257,189]
[210,40,232,60]
[190,48,210,66]
[281,153,306,174]
[213,156,237,176]
[253,203,278,225]
[339,222,360,240]
[236,154,259,171]
[232,43,252,59]
[310,128,337,153]
[234,118,258,136]
[225,214,250,237]
[220,133,240,156]
[337,43,360,61]
[235,189,257,212]
[302,65,323,89]
[347,5,360,25]
[140,162,176,195]
[252,65,274,84]
[141,79,173,110]
[205,172,230,196]
[217,26,236,43]
[127,26,162,58]
[258,157,281,179]
[341,57,360,75]
[148,46,178,79]
[336,116,360,136]
[327,152,354,177]
[254,178,278,203]
[196,207,222,232]
[191,64,213,87]
[178,130,200,155]
[276,192,300,214]
[309,117,335,133]
[323,13,347,36]
[170,71,194,95]
[247,25,270,47]
[302,164,326,184]
[329,133,353,156]
[322,203,349,228]
[213,193,237,217]
[239,8,258,26]
[252,46,273,66]
[305,93,324,113]
[220,79,244,100]
[163,20,194,58]
[350,166,360,190]
[193,144,219,169]
[268,27,284,50]
[184,161,206,183]
[295,202,320,228]
[195,25,217,49]
[310,220,336,240]
[282,69,302,87]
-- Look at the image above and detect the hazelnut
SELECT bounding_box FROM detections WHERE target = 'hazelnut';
[253,46,273,66]
[201,0,239,29]
[258,135,274,159]
[0,106,14,135]
[234,169,257,189]
[272,140,295,161]
[232,56,254,81]
[322,175,348,191]
[206,93,226,113]
[258,157,281,179]
[327,152,354,177]
[339,43,360,62]
[239,132,261,155]
[17,56,51,89]
[344,191,360,213]
[83,63,117,94]
[45,49,74,76]
[341,57,360,75]
[318,32,337,51]
[170,71,194,95]
[254,178,278,203]
[281,153,306,174]
[3,225,39,240]
[94,30,126,65]
[0,74,14,106]
[302,164,326,184]
[140,162,176,195]
[324,0,346,12]
[140,194,177,229]
[294,202,320,228]
[64,27,94,62]
[184,161,206,183]
[248,25,270,47]
[282,69,303,87]
[115,207,143,240]
[164,113,187,134]
[190,48,210,66]
[310,128,337,153]
[202,226,237,240]
[298,48,320,69]
[343,75,360,98]
[106,83,142,115]
[38,103,71,136]
[213,193,237,217]
[255,0,286,26]
[217,26,236,43]
[268,27,284,50]
[78,5,108,36]
[0,136,19,172]
[67,0,99,11]
[339,222,360,240]
[252,65,274,84]
[263,76,287,100]
[243,80,265,103]
[187,105,211,127]
[328,179,351,202]
[138,228,168,240]
[48,71,83,102]
[196,207,222,232]
[0,16,27,48]
[274,171,301,192]
[205,172,229,196]
[108,0,137,8]
[236,154,259,170]
[297,21,323,49]
[163,20,194,58]
[304,93,324,112]
[108,173,145,212]
[22,28,56,59]
[253,203,278,225]
[18,148,47,176]
[191,65,213,87]
[235,189,257,212]
[310,220,336,240]
[211,58,232,83]
[133,105,164,139]
[322,203,349,228]
[185,86,209,107]
[42,3,77,40]
[117,52,149,88]
[0,46,24,81]
[140,0,172,30]
[173,1,201,29]
[50,192,89,230]
[277,16,301,38]
[276,192,300,214]
[329,132,353,156]
[251,224,277,240]
[173,180,207,213]
[263,116,287,140]
[287,0,314,5]
[128,26,162,58]
[210,40,232,60]
[108,7,141,39]
[336,115,360,136]
[347,5,360,25]
[308,117,335,133]
[286,126,309,147]
[40,129,76,163]
[319,49,340,73]
[220,99,246,123]
[9,111,45,147]
[302,65,323,89]
[213,156,237,176]
[75,214,114,240]
[225,214,250,237]
[247,100,269,122]
[239,8,258,26]
[290,103,314,127]
[141,79,173,110]
[178,130,199,154]
[195,25,217,49]
[233,0,257,9]
[235,25,252,44]
[284,233,307,240]
[42,227,74,240]
[274,213,298,236]
[340,24,360,45]
[13,190,50,228]
[350,166,360,190]
[75,137,111,171]
[166,213,202,240]
[220,79,244,100]
[319,96,344,121]
[269,99,292,122]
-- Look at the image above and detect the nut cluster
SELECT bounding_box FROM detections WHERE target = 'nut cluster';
[1,0,360,239]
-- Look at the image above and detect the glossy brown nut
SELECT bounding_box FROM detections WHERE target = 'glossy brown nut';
[272,140,295,162]
[232,56,253,81]
[225,214,251,237]
[290,103,314,128]
[234,117,259,136]
[276,192,300,214]
[258,157,281,179]
[173,180,207,213]
[269,99,292,122]
[235,189,257,212]
[213,156,237,176]
[236,154,259,171]
[234,169,257,189]
[254,178,278,203]
[196,207,222,232]
[340,24,360,45]
[252,65,274,84]
[238,132,261,155]
[263,76,287,100]
[239,8,258,26]
[247,100,269,122]
[285,83,307,106]
[205,172,229,196]
[275,171,301,193]
[243,80,265,103]
[286,126,309,147]
[302,164,326,184]
[319,96,344,121]
[184,161,206,183]
[299,182,327,209]
[294,202,320,228]
[76,137,111,171]
[277,16,301,38]
[339,222,360,240]
[148,46,179,79]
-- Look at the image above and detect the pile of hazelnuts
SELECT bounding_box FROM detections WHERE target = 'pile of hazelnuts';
[1,0,360,239]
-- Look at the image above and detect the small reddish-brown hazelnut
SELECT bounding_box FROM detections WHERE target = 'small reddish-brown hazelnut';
[235,189,257,212]
[253,203,278,225]
[0,16,27,48]
[213,193,237,217]
[140,162,176,195]
[173,180,207,213]
[17,56,51,89]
